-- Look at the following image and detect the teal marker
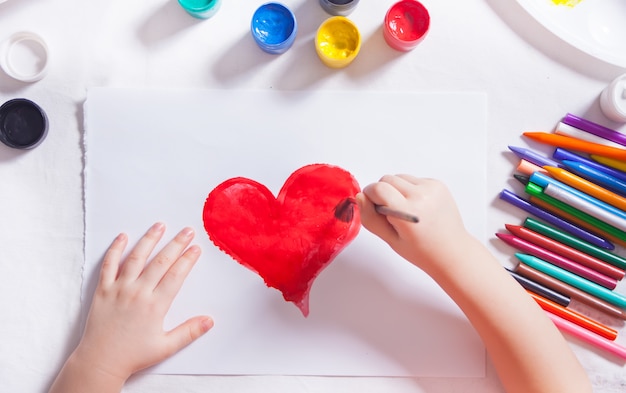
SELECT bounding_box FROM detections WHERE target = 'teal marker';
[516,253,626,309]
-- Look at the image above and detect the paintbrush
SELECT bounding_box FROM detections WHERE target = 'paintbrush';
[334,197,419,223]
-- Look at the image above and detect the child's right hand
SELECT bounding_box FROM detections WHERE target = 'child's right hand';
[356,175,474,276]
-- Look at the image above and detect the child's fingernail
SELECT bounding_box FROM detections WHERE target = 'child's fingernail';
[182,227,194,238]
[201,317,214,332]
[151,222,165,232]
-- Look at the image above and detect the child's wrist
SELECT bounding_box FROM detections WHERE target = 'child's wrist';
[69,345,130,389]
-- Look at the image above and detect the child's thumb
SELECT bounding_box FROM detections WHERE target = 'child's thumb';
[167,316,214,354]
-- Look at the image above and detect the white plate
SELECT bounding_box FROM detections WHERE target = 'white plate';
[516,0,626,68]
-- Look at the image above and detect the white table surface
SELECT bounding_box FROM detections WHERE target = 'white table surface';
[1,0,625,392]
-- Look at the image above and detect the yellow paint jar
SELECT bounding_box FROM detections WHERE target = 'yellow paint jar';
[315,16,361,69]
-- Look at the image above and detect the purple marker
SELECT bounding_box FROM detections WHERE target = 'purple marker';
[563,113,626,147]
[498,189,614,250]
[552,148,626,182]
[508,146,561,168]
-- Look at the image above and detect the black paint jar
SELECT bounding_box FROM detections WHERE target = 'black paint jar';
[0,98,48,149]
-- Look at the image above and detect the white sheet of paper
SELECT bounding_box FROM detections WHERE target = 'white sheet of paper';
[83,88,487,377]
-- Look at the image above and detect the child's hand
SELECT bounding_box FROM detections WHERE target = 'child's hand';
[73,223,213,383]
[356,175,473,275]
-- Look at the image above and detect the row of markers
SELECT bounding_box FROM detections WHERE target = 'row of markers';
[498,113,626,360]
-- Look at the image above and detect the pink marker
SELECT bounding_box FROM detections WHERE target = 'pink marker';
[547,311,626,361]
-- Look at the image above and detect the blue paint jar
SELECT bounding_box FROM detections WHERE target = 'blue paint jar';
[178,0,221,19]
[251,3,297,54]
[319,0,359,16]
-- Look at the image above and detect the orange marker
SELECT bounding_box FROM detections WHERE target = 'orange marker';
[524,132,626,161]
[543,166,626,212]
[529,196,626,249]
[527,290,618,341]
[517,159,547,175]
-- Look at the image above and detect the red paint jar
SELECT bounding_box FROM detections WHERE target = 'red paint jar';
[383,0,430,52]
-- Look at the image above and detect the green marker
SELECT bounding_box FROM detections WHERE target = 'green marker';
[525,182,626,241]
[516,253,626,309]
[524,217,626,270]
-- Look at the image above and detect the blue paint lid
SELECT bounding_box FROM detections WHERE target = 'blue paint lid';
[251,3,297,54]
[0,98,48,149]
[319,0,360,16]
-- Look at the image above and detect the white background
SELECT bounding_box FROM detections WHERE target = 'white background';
[1,0,625,392]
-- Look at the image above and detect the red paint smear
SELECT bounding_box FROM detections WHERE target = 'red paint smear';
[387,1,430,41]
[203,164,361,316]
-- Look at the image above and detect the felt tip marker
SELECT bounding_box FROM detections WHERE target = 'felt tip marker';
[497,233,617,289]
[561,160,626,197]
[524,132,626,161]
[544,183,626,232]
[555,122,625,149]
[542,166,626,212]
[528,290,618,341]
[516,253,626,309]
[505,267,571,307]
[553,148,626,183]
[498,189,614,250]
[563,113,626,147]
[529,196,626,250]
[516,262,626,320]
[508,146,561,168]
[525,182,626,243]
[505,224,625,280]
[590,155,626,173]
[546,311,626,361]
[523,217,626,270]
[517,159,547,175]
[530,171,626,221]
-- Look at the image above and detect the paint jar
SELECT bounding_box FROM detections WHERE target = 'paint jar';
[0,31,49,82]
[318,0,359,16]
[251,3,298,54]
[178,0,221,19]
[383,0,430,52]
[600,74,626,123]
[0,98,49,149]
[315,16,361,69]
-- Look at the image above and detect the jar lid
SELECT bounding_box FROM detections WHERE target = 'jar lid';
[0,31,50,82]
[0,98,49,149]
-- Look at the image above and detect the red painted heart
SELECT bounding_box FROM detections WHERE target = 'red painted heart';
[203,164,361,316]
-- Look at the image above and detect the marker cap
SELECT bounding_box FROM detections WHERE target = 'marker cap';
[0,98,49,149]
[0,31,50,82]
[251,3,298,55]
[600,74,626,122]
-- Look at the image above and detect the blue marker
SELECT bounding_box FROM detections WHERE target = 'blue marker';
[553,148,626,183]
[498,189,614,250]
[508,146,561,168]
[529,171,626,220]
[561,160,626,198]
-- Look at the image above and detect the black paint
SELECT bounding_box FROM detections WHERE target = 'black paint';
[0,98,48,149]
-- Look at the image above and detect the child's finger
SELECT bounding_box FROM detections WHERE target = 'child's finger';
[118,222,166,282]
[99,233,128,288]
[356,192,399,245]
[165,315,213,358]
[378,174,421,198]
[153,245,201,306]
[139,227,195,289]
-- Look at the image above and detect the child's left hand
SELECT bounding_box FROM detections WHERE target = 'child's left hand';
[73,223,213,382]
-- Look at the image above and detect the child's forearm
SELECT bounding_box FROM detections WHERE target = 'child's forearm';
[48,350,126,393]
[430,236,593,393]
